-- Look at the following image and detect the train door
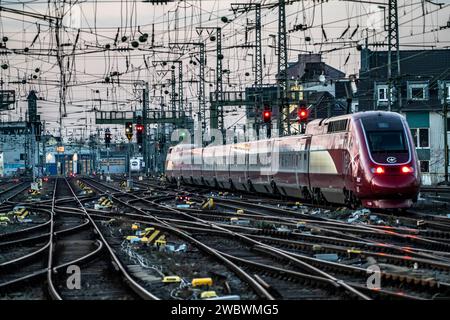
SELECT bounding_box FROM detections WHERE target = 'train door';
[305,136,312,195]
[343,133,351,187]
[226,144,231,188]
[296,137,310,193]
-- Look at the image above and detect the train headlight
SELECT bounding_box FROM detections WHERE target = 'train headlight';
[401,166,414,174]
[371,167,385,174]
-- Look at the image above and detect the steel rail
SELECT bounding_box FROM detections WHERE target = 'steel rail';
[82,178,372,300]
[60,178,160,300]
[46,178,62,300]
[81,178,275,300]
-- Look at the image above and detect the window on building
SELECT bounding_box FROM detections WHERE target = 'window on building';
[408,83,429,101]
[445,82,450,101]
[376,85,389,102]
[420,160,429,173]
[410,128,429,148]
[378,87,388,101]
[419,128,429,148]
[410,129,417,146]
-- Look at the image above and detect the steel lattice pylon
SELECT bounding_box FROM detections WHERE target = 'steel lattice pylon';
[387,0,402,112]
[277,0,289,136]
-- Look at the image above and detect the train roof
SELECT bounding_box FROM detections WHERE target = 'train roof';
[169,112,407,152]
[305,111,405,135]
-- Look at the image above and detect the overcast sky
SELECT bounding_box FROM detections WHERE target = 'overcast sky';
[0,0,449,141]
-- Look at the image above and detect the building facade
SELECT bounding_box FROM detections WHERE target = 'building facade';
[358,48,450,185]
[244,54,355,134]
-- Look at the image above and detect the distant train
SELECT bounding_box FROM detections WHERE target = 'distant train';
[130,157,144,172]
[166,111,421,209]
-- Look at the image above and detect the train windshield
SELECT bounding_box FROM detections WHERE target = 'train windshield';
[366,130,407,153]
[361,116,409,155]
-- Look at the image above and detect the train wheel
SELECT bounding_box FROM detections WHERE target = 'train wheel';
[301,187,312,202]
[229,179,236,192]
[313,188,322,205]
[270,180,279,194]
[344,189,355,209]
[347,191,361,209]
[247,179,256,193]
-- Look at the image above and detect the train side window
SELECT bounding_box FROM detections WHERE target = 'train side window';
[327,119,348,133]
[420,161,429,173]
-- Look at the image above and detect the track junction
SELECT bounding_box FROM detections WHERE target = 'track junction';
[1,176,450,300]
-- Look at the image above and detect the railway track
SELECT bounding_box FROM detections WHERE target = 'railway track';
[3,176,450,300]
[85,177,450,299]
[2,177,273,300]
[84,178,442,300]
[0,181,31,205]
[0,178,160,300]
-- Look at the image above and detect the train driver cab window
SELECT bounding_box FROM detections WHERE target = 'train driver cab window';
[361,117,408,154]
[366,130,407,153]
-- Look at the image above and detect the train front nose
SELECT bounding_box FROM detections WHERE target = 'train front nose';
[370,173,420,197]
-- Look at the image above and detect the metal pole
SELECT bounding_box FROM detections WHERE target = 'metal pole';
[199,43,206,138]
[107,146,110,181]
[31,123,36,182]
[143,82,149,176]
[178,62,184,120]
[255,3,262,138]
[215,28,224,134]
[387,0,400,112]
[444,84,449,184]
[171,69,176,119]
[42,122,46,176]
[128,141,132,189]
[277,0,288,136]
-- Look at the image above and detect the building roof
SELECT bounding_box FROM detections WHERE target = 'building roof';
[285,53,345,81]
[360,48,450,79]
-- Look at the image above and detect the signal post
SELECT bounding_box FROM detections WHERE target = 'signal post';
[125,122,133,189]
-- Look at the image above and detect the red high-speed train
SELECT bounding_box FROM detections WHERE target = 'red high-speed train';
[166,111,421,209]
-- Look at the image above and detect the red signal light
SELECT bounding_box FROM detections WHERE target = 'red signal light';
[263,110,272,123]
[136,124,144,133]
[298,106,308,122]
